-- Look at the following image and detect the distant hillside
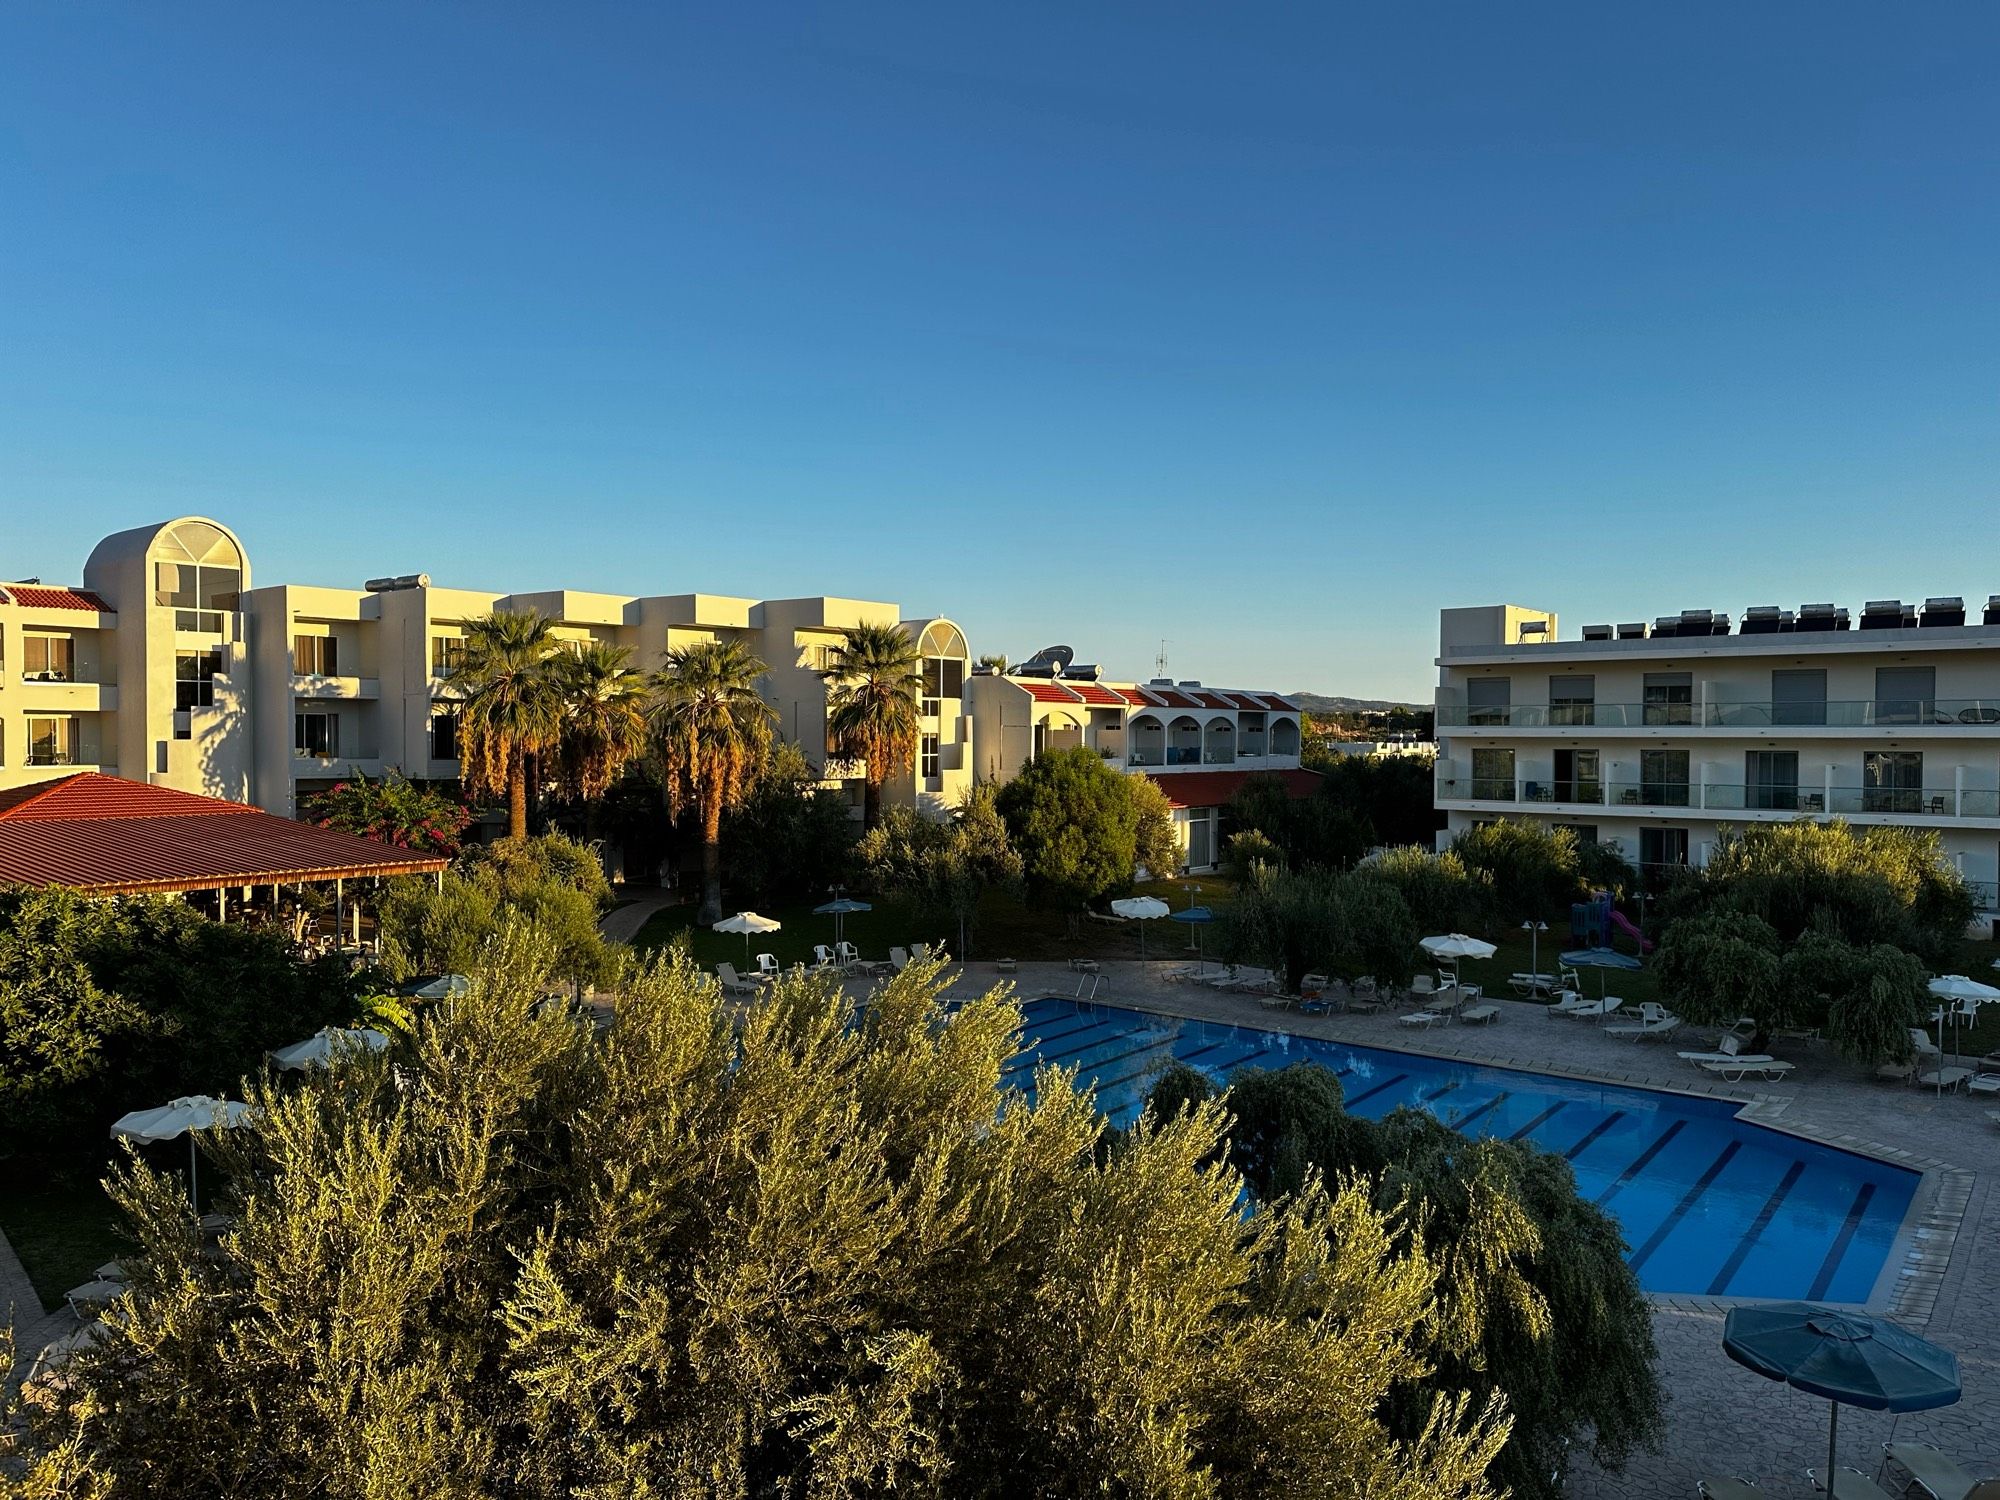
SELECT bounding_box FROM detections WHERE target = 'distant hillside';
[1290,693,1427,713]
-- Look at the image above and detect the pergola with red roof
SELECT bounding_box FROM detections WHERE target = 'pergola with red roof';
[0,773,447,896]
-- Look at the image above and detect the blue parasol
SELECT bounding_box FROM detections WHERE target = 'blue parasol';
[1723,1304,1960,1484]
[1170,904,1214,964]
[813,896,873,947]
[1559,946,1642,999]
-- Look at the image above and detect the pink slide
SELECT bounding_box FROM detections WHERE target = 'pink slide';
[1608,909,1654,954]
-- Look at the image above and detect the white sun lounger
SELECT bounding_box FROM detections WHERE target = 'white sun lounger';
[1697,1480,1761,1500]
[1702,1055,1796,1082]
[1398,1010,1447,1029]
[1805,1467,1898,1500]
[715,962,765,996]
[1884,1440,2000,1500]
[1605,1003,1682,1041]
[1556,995,1624,1021]
[1545,990,1593,1018]
[1680,1034,1760,1066]
[1918,1066,1973,1092]
[1458,1002,1502,1025]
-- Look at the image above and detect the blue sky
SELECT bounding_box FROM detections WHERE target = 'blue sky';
[3,4,1995,698]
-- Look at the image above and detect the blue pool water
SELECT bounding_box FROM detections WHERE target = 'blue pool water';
[1005,998,1919,1303]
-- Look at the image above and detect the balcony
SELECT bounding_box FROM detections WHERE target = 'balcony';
[1439,774,2000,822]
[18,677,115,711]
[292,675,380,701]
[1439,699,2000,731]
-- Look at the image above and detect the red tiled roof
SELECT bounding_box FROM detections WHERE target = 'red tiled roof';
[1104,686,1152,707]
[1191,691,1235,711]
[2,585,113,613]
[1258,694,1298,712]
[1020,682,1082,704]
[1147,688,1199,709]
[1066,683,1125,707]
[1143,769,1322,810]
[0,773,447,893]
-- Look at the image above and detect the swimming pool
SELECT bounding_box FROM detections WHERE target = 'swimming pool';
[1005,998,1919,1303]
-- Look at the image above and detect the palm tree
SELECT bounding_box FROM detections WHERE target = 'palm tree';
[554,641,649,807]
[455,610,567,840]
[823,621,923,831]
[651,639,774,924]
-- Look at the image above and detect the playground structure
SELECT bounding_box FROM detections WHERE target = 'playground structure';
[1571,892,1654,953]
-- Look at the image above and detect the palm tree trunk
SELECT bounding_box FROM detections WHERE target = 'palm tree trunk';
[508,750,529,841]
[699,800,724,925]
[863,777,883,831]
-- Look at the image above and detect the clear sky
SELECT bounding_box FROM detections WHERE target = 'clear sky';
[3,4,1995,699]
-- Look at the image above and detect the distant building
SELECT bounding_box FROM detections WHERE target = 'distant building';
[1319,738,1435,759]
[1434,597,2000,919]
[2,516,973,822]
[967,648,1313,871]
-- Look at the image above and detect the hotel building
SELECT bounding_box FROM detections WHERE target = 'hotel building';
[0,516,974,825]
[1434,599,2000,919]
[967,648,1309,871]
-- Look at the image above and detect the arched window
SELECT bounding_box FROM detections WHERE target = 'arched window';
[1203,717,1235,765]
[1128,714,1165,767]
[918,621,968,717]
[1035,711,1084,757]
[1168,715,1202,766]
[1270,717,1301,757]
[151,521,245,630]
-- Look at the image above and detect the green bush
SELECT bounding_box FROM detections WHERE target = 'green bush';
[1145,1064,1664,1500]
[994,748,1140,908]
[1365,845,1494,935]
[1660,820,1974,965]
[1230,774,1373,871]
[1450,820,1615,923]
[0,888,364,1158]
[856,786,1022,958]
[21,938,1514,1498]
[1222,865,1420,988]
[1222,827,1284,882]
[719,742,860,905]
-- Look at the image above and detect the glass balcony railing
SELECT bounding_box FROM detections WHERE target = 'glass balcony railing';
[1440,774,2000,819]
[1165,746,1202,766]
[1440,699,2000,729]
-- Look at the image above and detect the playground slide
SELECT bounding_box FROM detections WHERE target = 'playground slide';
[1607,909,1654,954]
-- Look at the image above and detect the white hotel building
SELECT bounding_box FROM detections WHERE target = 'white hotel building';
[1434,599,2000,918]
[0,516,975,825]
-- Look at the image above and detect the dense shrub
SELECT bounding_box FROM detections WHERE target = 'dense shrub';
[1659,820,1974,964]
[0,888,363,1158]
[302,770,471,855]
[1145,1063,1664,1500]
[16,940,1514,1499]
[856,786,1023,957]
[1222,865,1420,987]
[718,742,860,905]
[1450,820,1631,923]
[1366,845,1494,935]
[995,748,1141,907]
[1311,751,1443,849]
[1230,774,1372,871]
[1127,772,1182,880]
[377,832,619,990]
[1223,827,1285,882]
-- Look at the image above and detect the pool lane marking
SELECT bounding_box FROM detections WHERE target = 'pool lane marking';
[1422,1080,1462,1105]
[1563,1109,1628,1161]
[1707,1160,1807,1296]
[1594,1121,1688,1207]
[1344,1073,1412,1109]
[1627,1141,1743,1273]
[1450,1091,1512,1132]
[1807,1181,1878,1302]
[1507,1101,1567,1141]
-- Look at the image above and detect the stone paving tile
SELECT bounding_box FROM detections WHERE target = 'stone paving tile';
[941,960,2000,1496]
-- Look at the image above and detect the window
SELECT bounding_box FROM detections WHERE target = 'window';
[920,657,964,717]
[1771,669,1828,727]
[295,712,339,759]
[1466,677,1511,726]
[1639,827,1689,880]
[1746,750,1800,811]
[1639,748,1690,805]
[175,648,222,721]
[1874,666,1936,726]
[1238,710,1267,755]
[155,561,239,630]
[1549,675,1595,725]
[293,634,338,676]
[432,636,466,677]
[1470,747,1515,800]
[921,733,940,780]
[22,635,74,681]
[430,709,460,761]
[1555,823,1600,846]
[1553,748,1601,804]
[1863,750,1922,814]
[27,716,76,766]
[1643,673,1693,726]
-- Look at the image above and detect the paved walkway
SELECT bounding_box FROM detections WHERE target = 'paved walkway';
[1,1226,73,1377]
[932,960,2000,1500]
[597,889,680,945]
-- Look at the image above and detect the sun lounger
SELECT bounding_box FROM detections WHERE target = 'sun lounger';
[1545,990,1593,1018]
[1458,1003,1501,1025]
[1605,1003,1682,1041]
[1698,1480,1761,1500]
[1918,1067,1973,1092]
[1257,990,1297,1010]
[889,946,911,972]
[1965,1067,2000,1095]
[1508,971,1559,996]
[715,962,764,996]
[1555,995,1624,1021]
[912,942,932,961]
[1680,1034,1760,1066]
[1884,1440,2000,1500]
[1701,1055,1796,1082]
[1806,1467,1897,1500]
[1398,1010,1447,1029]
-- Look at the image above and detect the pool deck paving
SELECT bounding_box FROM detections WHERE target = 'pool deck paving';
[938,960,2000,1500]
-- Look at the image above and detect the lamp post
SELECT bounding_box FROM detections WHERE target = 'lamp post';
[1187,884,1202,949]
[1522,919,1548,981]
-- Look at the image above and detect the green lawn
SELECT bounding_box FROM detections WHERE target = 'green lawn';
[0,1171,125,1312]
[631,875,1237,967]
